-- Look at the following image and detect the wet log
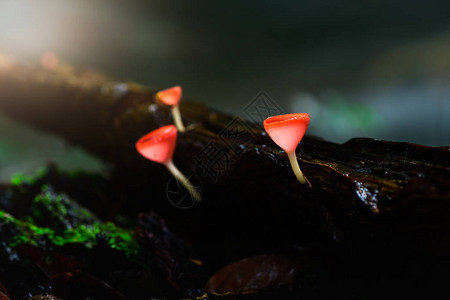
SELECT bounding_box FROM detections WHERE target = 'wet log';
[0,57,449,295]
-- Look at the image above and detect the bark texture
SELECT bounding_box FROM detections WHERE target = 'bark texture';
[0,59,449,297]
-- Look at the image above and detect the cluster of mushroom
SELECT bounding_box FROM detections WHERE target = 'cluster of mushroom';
[136,86,202,202]
[135,86,311,204]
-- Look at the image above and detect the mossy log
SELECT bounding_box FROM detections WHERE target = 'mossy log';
[0,58,450,296]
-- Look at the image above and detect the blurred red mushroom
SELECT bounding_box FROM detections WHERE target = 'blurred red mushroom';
[41,51,59,70]
[263,113,311,186]
[156,86,185,132]
[136,125,201,202]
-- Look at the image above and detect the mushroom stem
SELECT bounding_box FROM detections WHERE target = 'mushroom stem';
[171,105,185,132]
[165,160,201,202]
[287,151,311,186]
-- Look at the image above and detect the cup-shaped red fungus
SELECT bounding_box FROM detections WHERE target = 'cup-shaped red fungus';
[156,86,185,132]
[263,113,311,186]
[136,125,201,202]
[136,125,177,164]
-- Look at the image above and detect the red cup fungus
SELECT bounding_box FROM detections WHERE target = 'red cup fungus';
[156,86,185,132]
[136,125,201,202]
[263,113,311,186]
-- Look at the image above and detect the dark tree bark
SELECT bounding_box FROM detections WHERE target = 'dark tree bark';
[0,58,449,277]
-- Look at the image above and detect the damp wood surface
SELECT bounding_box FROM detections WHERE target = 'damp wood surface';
[0,58,449,299]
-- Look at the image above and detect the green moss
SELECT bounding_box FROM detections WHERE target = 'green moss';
[10,168,47,186]
[34,186,69,218]
[32,185,98,232]
[0,209,139,258]
[3,167,139,259]
[10,173,35,186]
[0,210,55,247]
[50,222,139,257]
[0,210,15,222]
[98,222,138,256]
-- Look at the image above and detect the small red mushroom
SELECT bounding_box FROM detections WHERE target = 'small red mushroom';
[156,86,185,132]
[263,113,311,186]
[136,125,201,202]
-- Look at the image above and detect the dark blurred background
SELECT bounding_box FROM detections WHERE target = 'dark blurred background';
[0,0,449,179]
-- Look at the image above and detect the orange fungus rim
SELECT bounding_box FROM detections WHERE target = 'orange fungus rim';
[263,113,310,129]
[136,124,177,151]
[156,85,182,106]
